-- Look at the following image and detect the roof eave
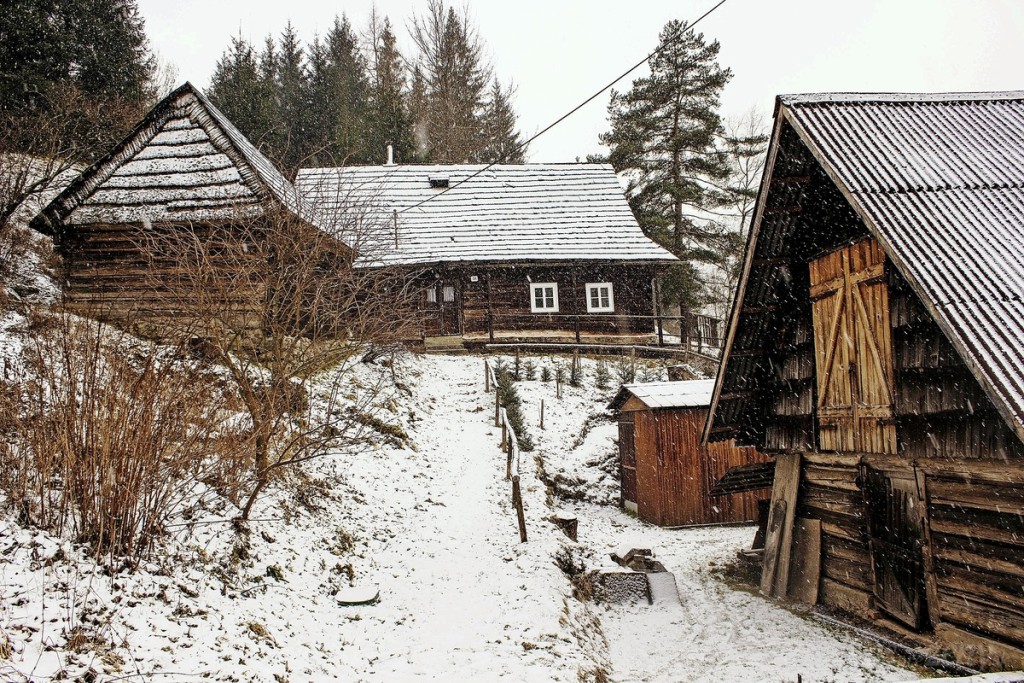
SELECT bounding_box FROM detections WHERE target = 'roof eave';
[703,101,790,444]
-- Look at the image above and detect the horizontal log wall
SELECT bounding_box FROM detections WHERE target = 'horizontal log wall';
[414,264,659,337]
[921,460,1024,655]
[59,221,268,325]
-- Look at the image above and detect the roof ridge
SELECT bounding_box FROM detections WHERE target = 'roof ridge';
[781,91,1024,106]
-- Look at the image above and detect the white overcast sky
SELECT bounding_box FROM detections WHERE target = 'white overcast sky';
[137,0,1024,163]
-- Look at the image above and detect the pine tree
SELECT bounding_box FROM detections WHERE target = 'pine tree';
[365,14,417,164]
[600,20,732,315]
[477,79,525,163]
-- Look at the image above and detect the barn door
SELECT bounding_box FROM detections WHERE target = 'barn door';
[862,466,926,629]
[809,239,896,453]
[618,415,638,510]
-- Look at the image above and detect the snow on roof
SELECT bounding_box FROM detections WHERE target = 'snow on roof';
[609,380,716,411]
[295,164,678,267]
[33,83,320,234]
[714,90,1024,442]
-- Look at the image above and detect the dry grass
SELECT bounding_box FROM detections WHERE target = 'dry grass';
[0,313,228,563]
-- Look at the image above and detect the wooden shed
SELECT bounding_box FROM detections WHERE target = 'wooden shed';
[30,82,346,326]
[705,91,1024,669]
[609,380,768,527]
[296,164,679,348]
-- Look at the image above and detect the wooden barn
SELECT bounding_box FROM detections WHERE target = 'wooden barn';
[705,91,1024,668]
[296,164,678,348]
[609,380,768,526]
[30,82,343,324]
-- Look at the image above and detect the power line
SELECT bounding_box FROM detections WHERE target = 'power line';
[398,0,731,215]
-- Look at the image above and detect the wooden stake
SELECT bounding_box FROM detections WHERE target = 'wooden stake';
[540,399,545,430]
[512,477,527,543]
[484,360,490,392]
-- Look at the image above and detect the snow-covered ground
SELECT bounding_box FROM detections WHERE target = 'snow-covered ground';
[0,351,924,681]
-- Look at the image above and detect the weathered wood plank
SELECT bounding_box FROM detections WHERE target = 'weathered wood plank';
[761,452,801,598]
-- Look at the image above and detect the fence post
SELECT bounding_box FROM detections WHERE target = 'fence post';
[658,315,665,346]
[494,387,500,427]
[506,439,513,480]
[574,315,581,344]
[540,399,545,430]
[501,417,507,451]
[484,360,490,393]
[488,312,495,343]
[512,477,527,543]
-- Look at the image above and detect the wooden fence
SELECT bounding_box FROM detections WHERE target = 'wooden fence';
[485,359,528,543]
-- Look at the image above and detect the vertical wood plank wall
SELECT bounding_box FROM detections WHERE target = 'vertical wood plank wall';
[632,408,768,526]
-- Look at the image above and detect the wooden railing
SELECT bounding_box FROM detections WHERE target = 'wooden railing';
[483,312,724,355]
[485,359,528,543]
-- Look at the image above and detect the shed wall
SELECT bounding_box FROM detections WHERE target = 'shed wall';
[632,408,767,526]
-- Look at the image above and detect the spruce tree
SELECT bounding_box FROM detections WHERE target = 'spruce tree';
[207,35,279,153]
[305,16,370,166]
[275,22,309,172]
[365,15,417,164]
[477,79,525,163]
[0,0,156,159]
[600,20,732,315]
[410,1,491,163]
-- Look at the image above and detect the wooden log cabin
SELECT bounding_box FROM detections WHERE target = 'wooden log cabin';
[704,91,1024,669]
[295,164,678,348]
[30,82,341,325]
[609,379,768,526]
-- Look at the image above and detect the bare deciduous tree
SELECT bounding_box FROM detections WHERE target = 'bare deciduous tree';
[140,192,419,520]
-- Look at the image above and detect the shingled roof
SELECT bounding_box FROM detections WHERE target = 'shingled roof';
[32,82,315,235]
[708,90,1024,444]
[294,164,677,267]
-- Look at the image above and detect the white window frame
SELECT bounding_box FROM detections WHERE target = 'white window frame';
[530,282,559,313]
[585,282,615,313]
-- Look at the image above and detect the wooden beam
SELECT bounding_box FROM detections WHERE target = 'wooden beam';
[760,452,802,598]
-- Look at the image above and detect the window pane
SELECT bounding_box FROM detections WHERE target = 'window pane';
[443,285,455,302]
[600,287,610,307]
[426,287,437,303]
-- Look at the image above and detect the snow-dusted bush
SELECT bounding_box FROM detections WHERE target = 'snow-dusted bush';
[0,314,227,563]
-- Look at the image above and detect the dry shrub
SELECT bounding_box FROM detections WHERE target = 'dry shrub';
[0,313,227,562]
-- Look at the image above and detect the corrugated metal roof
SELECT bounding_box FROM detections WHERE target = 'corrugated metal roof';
[609,379,715,411]
[295,164,678,267]
[716,91,1024,441]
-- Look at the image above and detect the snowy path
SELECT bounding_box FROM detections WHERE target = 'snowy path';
[339,356,582,681]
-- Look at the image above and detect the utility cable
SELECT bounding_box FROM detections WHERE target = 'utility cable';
[398,0,731,215]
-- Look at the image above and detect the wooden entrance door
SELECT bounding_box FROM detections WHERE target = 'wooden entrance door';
[809,239,897,454]
[618,415,637,509]
[862,466,927,628]
[425,280,461,336]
